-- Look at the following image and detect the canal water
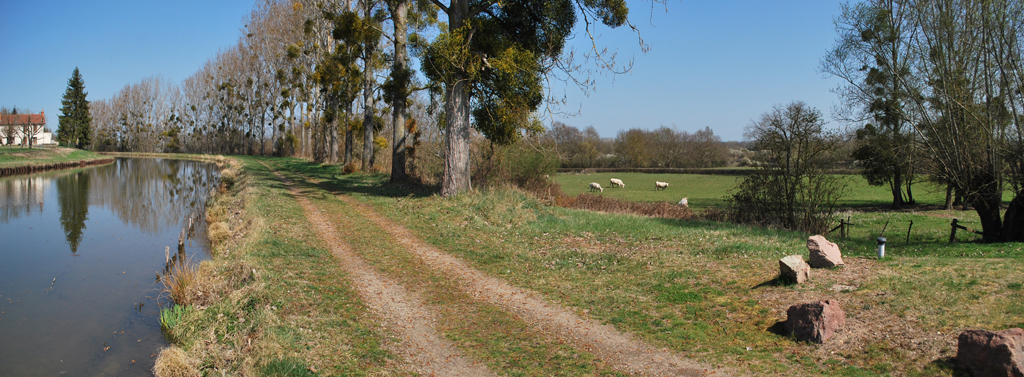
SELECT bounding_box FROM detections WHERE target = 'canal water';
[0,158,219,376]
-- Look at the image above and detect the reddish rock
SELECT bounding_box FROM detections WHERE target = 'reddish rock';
[785,299,845,343]
[779,255,810,284]
[957,328,1024,377]
[807,235,844,268]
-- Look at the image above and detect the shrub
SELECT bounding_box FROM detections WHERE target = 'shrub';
[727,102,847,233]
[220,168,236,191]
[473,140,559,190]
[273,132,299,157]
[342,161,360,175]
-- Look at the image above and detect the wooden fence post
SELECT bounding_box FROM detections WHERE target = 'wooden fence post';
[949,219,959,244]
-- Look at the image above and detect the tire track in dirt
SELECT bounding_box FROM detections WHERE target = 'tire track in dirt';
[334,194,720,377]
[263,163,495,377]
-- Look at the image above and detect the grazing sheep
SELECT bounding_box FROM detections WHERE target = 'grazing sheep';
[589,182,604,192]
[655,181,669,190]
[609,178,625,188]
[678,197,689,208]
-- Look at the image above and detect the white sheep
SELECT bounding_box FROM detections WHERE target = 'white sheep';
[655,181,669,191]
[589,182,604,192]
[678,197,689,208]
[609,178,625,188]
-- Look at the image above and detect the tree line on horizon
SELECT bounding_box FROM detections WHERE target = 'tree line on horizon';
[83,0,637,196]
[64,0,1024,242]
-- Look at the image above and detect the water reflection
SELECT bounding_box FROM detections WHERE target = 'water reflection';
[0,158,219,376]
[56,172,90,253]
[91,158,219,234]
[0,175,46,223]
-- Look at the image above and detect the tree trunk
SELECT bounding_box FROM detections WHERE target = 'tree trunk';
[344,106,354,166]
[1003,191,1024,242]
[442,78,472,196]
[441,0,472,196]
[974,174,1003,243]
[945,184,954,210]
[905,176,915,204]
[389,0,409,182]
[330,107,339,164]
[891,166,904,209]
[261,112,268,155]
[361,2,377,172]
[362,71,375,171]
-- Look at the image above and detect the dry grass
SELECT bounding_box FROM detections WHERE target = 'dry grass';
[161,257,221,307]
[342,161,360,174]
[153,346,201,377]
[207,222,231,246]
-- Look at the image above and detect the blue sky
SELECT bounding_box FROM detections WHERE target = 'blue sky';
[1,0,845,142]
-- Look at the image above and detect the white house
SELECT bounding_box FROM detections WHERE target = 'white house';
[0,110,55,146]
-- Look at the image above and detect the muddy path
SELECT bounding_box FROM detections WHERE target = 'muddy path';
[268,163,720,376]
[263,162,495,377]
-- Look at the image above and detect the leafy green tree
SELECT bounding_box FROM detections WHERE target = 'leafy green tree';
[58,67,92,149]
[423,0,630,196]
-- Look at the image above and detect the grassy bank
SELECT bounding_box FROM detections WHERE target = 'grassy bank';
[276,160,1023,376]
[156,156,410,376]
[0,146,107,168]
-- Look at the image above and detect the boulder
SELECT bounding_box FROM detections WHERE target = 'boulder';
[807,235,844,268]
[784,299,845,343]
[779,255,810,284]
[957,328,1024,377]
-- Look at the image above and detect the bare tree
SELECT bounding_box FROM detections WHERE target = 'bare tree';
[730,102,847,233]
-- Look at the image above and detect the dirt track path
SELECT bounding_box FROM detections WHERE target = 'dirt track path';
[333,194,718,377]
[265,163,495,377]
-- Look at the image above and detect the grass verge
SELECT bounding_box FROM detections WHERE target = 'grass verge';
[278,159,1023,377]
[0,146,107,168]
[155,156,409,376]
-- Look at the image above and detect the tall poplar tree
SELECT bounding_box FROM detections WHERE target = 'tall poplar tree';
[58,67,92,149]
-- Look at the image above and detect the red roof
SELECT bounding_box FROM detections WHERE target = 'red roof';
[0,111,46,125]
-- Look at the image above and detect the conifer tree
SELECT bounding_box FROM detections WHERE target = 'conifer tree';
[58,67,92,149]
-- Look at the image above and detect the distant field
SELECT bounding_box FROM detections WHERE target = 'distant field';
[552,171,1019,244]
[553,172,741,209]
[552,172,1013,209]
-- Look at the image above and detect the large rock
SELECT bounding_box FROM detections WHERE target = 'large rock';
[807,235,844,268]
[957,328,1024,377]
[779,255,810,284]
[784,299,845,343]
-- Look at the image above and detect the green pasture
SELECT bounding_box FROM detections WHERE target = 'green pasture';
[553,172,1019,247]
[553,172,742,209]
[551,172,975,209]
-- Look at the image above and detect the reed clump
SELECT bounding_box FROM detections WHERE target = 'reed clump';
[153,346,200,377]
[161,257,220,307]
[207,222,232,246]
